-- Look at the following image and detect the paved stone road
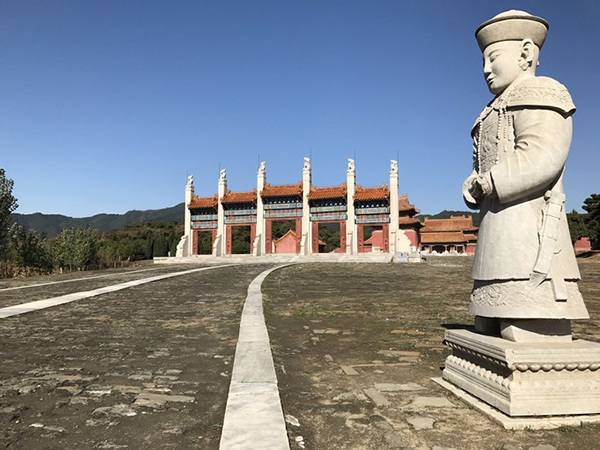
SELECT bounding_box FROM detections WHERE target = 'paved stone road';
[0,266,198,309]
[0,264,271,450]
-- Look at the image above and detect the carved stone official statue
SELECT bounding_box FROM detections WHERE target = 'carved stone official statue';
[440,11,600,419]
[462,10,588,340]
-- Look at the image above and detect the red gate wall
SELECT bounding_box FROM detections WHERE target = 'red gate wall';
[265,218,302,254]
[191,229,217,255]
[312,220,346,254]
[225,223,256,255]
[357,223,389,253]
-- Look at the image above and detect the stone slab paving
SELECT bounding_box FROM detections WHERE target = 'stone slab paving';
[0,264,270,449]
[261,259,600,449]
[0,265,235,318]
[219,265,292,450]
[0,265,202,309]
[0,267,160,292]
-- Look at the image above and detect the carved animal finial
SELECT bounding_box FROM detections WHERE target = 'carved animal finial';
[219,169,226,182]
[391,160,398,173]
[348,158,355,172]
[187,175,193,186]
[303,157,311,170]
[258,161,266,175]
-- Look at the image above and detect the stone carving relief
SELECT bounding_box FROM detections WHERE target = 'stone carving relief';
[303,157,311,171]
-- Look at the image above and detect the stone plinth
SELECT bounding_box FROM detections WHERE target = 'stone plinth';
[442,329,600,417]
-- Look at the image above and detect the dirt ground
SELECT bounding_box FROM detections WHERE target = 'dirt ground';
[263,255,600,450]
[0,263,271,450]
[2,257,599,450]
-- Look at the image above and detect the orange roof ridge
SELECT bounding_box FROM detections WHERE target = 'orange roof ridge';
[421,216,477,233]
[398,195,419,213]
[421,231,468,244]
[261,181,303,198]
[354,184,389,201]
[221,189,257,204]
[188,195,218,209]
[308,184,347,200]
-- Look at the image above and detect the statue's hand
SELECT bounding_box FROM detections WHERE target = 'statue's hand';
[469,178,484,200]
[462,172,480,209]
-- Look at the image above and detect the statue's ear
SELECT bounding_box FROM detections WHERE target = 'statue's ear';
[520,39,535,64]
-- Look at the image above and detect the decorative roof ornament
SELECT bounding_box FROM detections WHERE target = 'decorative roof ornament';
[219,169,226,183]
[391,160,398,174]
[347,159,355,173]
[303,157,311,171]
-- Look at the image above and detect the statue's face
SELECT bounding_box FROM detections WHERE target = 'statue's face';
[482,41,523,95]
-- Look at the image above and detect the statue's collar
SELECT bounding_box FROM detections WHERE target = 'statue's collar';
[490,75,533,109]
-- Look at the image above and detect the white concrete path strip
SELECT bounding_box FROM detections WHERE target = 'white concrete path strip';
[0,265,236,319]
[220,265,292,450]
[0,267,163,292]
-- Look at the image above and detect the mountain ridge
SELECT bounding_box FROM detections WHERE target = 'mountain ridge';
[11,203,185,238]
[12,205,479,238]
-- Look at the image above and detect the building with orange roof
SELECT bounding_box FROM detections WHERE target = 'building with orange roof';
[261,182,304,254]
[188,195,218,254]
[419,215,478,255]
[178,158,423,257]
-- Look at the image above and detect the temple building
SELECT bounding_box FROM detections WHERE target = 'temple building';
[419,215,478,255]
[178,158,422,257]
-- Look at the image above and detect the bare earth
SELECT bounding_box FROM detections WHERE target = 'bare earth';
[263,255,600,450]
[0,264,270,450]
[1,257,599,449]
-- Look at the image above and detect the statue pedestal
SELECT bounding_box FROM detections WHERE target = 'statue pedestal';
[442,329,600,417]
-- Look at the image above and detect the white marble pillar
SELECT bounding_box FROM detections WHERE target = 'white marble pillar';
[184,175,194,236]
[301,158,312,255]
[215,169,227,256]
[179,175,194,257]
[346,159,356,254]
[389,160,399,254]
[255,162,267,256]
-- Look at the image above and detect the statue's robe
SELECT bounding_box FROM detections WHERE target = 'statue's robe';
[463,76,588,319]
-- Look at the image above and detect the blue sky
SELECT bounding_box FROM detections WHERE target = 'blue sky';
[1,1,598,217]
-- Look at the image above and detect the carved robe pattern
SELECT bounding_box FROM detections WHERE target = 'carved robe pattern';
[463,76,588,319]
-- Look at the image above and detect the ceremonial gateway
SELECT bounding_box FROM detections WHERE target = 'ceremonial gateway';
[177,159,422,257]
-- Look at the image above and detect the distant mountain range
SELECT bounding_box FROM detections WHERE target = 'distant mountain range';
[11,205,478,239]
[12,203,185,238]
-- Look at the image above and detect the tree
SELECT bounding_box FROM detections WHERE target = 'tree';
[0,169,18,261]
[7,223,52,274]
[197,232,213,254]
[51,227,100,271]
[153,235,168,257]
[582,194,600,249]
[567,210,589,243]
[232,226,251,254]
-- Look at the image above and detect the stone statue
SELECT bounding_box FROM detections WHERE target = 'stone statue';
[347,158,355,173]
[303,157,311,171]
[462,10,588,340]
[441,10,600,420]
[186,175,193,186]
[258,161,266,176]
[219,169,226,183]
[391,160,398,174]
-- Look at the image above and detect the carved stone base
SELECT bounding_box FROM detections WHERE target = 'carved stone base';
[442,329,600,417]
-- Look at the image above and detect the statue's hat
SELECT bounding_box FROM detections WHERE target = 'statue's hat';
[476,10,549,51]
